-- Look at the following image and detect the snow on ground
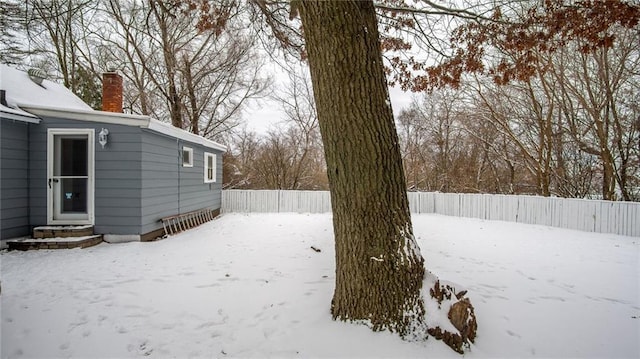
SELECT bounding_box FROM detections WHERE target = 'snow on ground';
[1,214,638,358]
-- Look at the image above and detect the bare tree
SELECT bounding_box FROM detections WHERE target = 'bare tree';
[20,0,103,108]
[99,0,270,138]
[0,0,28,65]
[222,128,261,189]
[549,27,640,200]
[398,91,471,192]
[397,105,432,191]
[470,73,559,196]
[413,0,640,200]
[222,67,327,191]
[273,66,326,189]
[460,111,524,194]
[397,88,530,195]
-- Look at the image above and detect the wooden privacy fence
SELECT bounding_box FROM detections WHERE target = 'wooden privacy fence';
[222,190,640,237]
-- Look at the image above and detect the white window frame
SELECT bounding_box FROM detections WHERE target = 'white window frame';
[182,146,193,167]
[204,152,216,183]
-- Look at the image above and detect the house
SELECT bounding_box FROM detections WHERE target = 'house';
[0,64,225,245]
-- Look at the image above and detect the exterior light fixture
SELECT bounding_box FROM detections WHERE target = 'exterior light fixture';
[98,128,109,148]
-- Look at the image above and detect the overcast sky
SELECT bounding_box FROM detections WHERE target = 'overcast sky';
[243,79,414,135]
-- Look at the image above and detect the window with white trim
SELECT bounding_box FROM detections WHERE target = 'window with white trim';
[204,152,216,183]
[182,146,193,167]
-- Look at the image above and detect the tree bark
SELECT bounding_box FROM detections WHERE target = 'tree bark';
[298,0,426,336]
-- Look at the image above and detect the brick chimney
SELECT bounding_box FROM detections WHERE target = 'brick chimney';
[102,71,123,113]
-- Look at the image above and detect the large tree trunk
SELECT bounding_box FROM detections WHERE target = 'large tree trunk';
[298,1,426,336]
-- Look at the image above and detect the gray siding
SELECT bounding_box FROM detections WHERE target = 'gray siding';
[93,125,142,235]
[1,119,30,239]
[140,132,179,234]
[179,143,222,212]
[28,117,143,235]
[140,130,223,235]
[4,114,223,239]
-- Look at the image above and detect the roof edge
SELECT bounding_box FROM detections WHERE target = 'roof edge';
[0,108,41,123]
[20,105,151,125]
[145,119,226,152]
[19,105,226,152]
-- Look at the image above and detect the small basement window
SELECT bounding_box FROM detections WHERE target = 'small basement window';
[182,146,193,167]
[204,152,216,183]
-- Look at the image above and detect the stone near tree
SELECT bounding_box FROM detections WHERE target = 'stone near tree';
[427,279,477,353]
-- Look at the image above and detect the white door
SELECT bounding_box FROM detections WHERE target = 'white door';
[47,129,95,225]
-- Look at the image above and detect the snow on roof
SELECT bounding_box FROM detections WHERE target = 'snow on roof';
[0,64,226,152]
[0,64,92,115]
[146,117,227,152]
[0,104,40,123]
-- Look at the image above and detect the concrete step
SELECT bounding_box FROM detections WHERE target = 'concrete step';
[33,225,94,239]
[7,235,103,251]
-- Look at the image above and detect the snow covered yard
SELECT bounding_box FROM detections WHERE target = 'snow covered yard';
[1,213,638,358]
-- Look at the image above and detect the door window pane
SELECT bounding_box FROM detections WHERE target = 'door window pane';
[56,137,88,176]
[60,178,87,213]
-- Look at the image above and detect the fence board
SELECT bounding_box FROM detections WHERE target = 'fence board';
[221,190,639,237]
